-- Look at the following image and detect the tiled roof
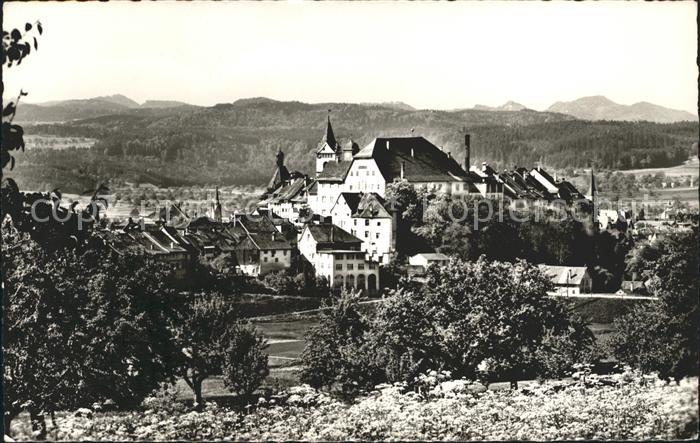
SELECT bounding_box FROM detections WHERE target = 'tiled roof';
[187,216,219,229]
[263,176,314,204]
[234,213,278,233]
[246,231,293,251]
[557,180,586,201]
[538,265,589,286]
[337,192,392,219]
[305,224,362,248]
[356,137,471,183]
[317,160,353,182]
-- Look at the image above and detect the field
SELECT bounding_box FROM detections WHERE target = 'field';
[618,157,699,178]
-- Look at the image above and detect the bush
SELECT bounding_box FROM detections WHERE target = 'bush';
[222,323,269,398]
[263,271,296,295]
[8,374,698,441]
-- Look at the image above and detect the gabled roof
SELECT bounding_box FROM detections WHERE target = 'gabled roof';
[531,167,556,186]
[412,252,450,261]
[303,224,362,248]
[262,176,311,204]
[557,180,586,201]
[317,160,353,182]
[538,265,589,286]
[187,216,219,230]
[355,137,471,183]
[335,192,392,219]
[246,231,293,251]
[234,213,278,234]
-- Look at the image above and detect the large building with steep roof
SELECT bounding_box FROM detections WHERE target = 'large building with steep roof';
[313,132,480,216]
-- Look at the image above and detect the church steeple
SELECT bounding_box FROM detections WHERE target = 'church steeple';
[323,112,337,149]
[316,110,341,175]
[210,186,222,222]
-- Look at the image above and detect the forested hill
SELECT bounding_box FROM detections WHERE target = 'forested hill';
[7,98,698,192]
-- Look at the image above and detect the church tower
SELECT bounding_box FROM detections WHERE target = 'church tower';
[586,167,597,229]
[267,149,291,192]
[316,112,339,175]
[209,186,222,222]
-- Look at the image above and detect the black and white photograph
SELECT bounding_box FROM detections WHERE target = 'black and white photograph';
[1,1,698,440]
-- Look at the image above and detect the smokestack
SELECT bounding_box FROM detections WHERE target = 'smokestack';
[464,133,471,172]
[401,160,405,179]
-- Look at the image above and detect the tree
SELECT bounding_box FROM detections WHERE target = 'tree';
[299,290,382,394]
[369,289,442,383]
[2,223,179,438]
[221,323,269,399]
[609,228,699,380]
[393,257,595,386]
[170,293,237,410]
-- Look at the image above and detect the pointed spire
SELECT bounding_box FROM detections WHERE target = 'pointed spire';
[586,166,596,201]
[324,110,337,149]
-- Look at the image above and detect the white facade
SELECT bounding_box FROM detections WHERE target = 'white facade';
[330,195,394,264]
[408,253,450,268]
[343,159,386,195]
[298,226,380,293]
[316,143,337,174]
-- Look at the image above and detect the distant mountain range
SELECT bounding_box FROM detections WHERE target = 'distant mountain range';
[473,101,530,112]
[6,95,697,193]
[15,94,193,122]
[11,94,696,124]
[547,96,697,124]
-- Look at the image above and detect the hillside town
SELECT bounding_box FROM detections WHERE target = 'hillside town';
[89,116,693,296]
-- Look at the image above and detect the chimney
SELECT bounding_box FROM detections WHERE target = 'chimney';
[464,133,471,171]
[401,160,405,179]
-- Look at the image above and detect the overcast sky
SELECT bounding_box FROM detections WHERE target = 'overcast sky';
[3,1,697,113]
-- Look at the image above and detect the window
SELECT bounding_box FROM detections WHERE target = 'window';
[264,257,268,262]
[376,233,380,239]
[365,219,370,226]
[377,221,381,226]
[335,264,342,270]
[369,263,376,270]
[347,264,354,270]
[275,257,279,263]
[354,219,357,226]
[358,263,365,270]
[365,232,369,238]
